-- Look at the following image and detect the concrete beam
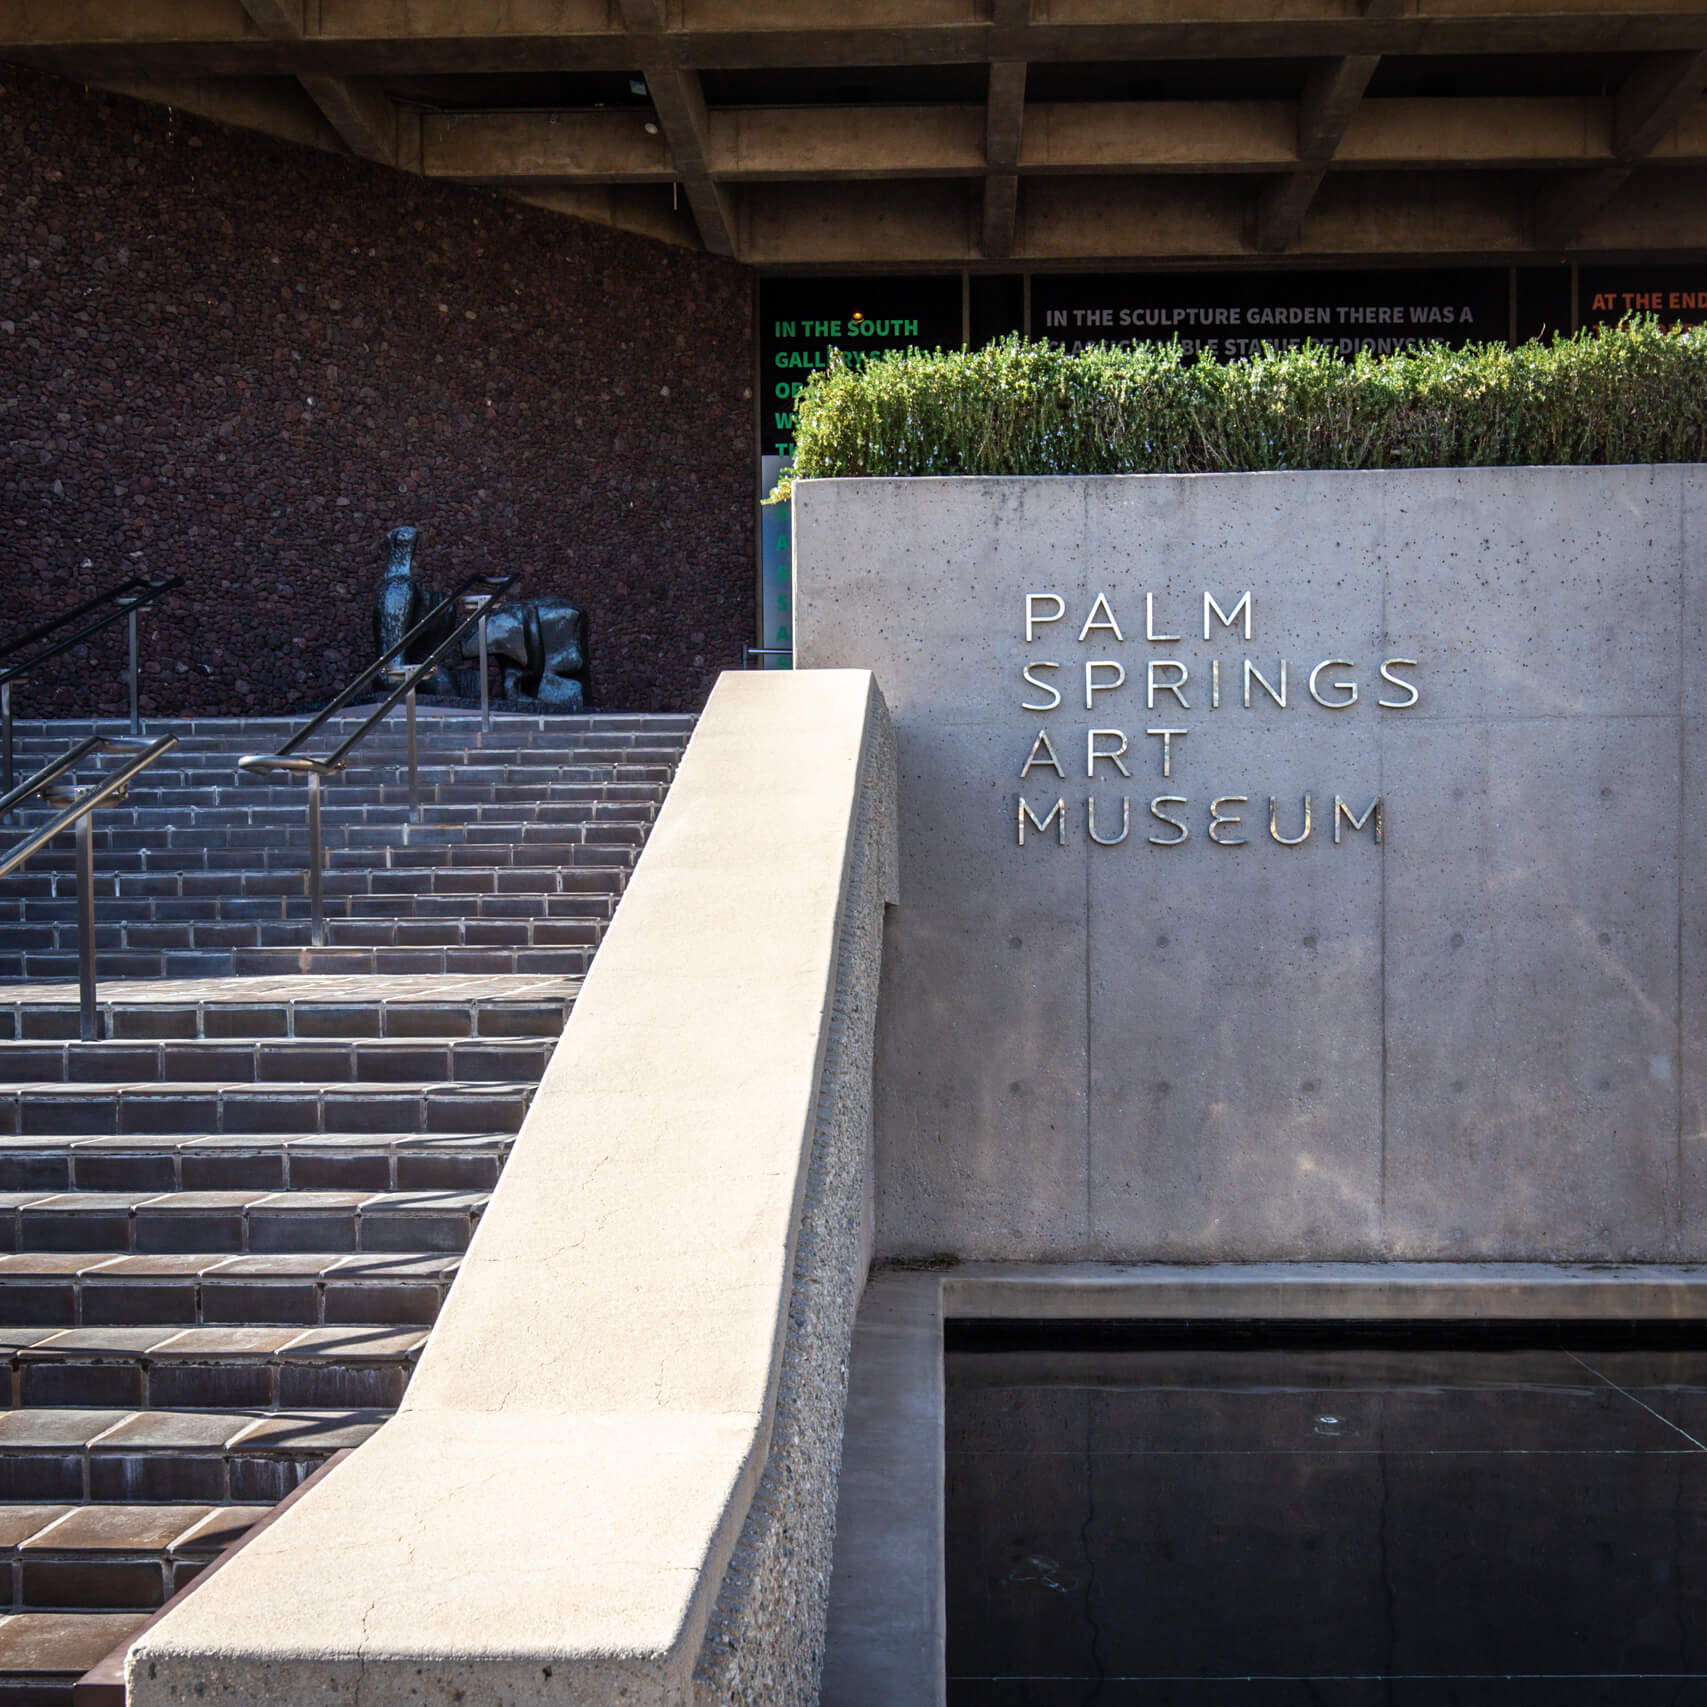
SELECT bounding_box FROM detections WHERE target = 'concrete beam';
[296,72,399,164]
[719,104,986,177]
[742,179,979,264]
[642,65,739,254]
[89,73,348,154]
[1533,166,1633,249]
[1254,167,1330,253]
[1536,47,1707,245]
[1298,53,1382,161]
[619,0,738,256]
[233,0,301,37]
[424,109,675,182]
[737,167,1707,263]
[413,97,1707,184]
[983,58,1027,258]
[1255,51,1381,252]
[233,0,406,166]
[1614,46,1707,158]
[9,9,1707,81]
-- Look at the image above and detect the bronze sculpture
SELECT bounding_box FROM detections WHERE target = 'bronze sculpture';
[373,526,451,671]
[371,526,589,709]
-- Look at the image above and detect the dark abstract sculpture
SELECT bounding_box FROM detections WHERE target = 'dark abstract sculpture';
[371,525,589,709]
[468,599,589,711]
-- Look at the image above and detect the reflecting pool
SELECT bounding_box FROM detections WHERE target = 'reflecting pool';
[947,1325,1707,1706]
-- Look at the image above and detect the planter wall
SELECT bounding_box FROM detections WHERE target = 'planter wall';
[795,466,1707,1263]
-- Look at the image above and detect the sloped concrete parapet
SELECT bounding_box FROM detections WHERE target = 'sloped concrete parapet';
[126,669,899,1707]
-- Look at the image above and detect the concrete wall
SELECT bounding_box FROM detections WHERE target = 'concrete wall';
[128,669,898,1706]
[0,65,754,717]
[794,466,1707,1264]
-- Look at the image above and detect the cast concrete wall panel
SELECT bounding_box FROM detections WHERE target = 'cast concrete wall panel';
[794,465,1707,1262]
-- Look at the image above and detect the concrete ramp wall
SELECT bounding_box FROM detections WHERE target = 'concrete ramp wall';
[127,670,898,1707]
[794,466,1707,1265]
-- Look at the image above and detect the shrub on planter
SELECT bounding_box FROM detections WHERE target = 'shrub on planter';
[775,318,1707,494]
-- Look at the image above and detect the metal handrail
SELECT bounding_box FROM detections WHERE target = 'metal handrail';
[0,733,181,1040]
[237,571,520,946]
[745,646,794,668]
[0,573,185,795]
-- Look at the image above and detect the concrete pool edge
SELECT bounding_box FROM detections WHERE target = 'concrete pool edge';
[943,1261,1707,1321]
[820,1260,1707,1707]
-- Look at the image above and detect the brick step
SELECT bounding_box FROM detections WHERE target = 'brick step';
[6,711,695,735]
[78,761,681,798]
[322,842,635,870]
[5,727,693,758]
[0,1187,488,1258]
[2,947,592,981]
[0,1502,267,1612]
[0,1608,152,1702]
[3,744,675,775]
[228,946,590,978]
[1,775,675,829]
[0,990,572,1044]
[9,918,602,955]
[0,1080,533,1139]
[4,784,667,822]
[0,1250,463,1328]
[1,891,616,926]
[0,1035,555,1086]
[1,816,652,853]
[0,1131,511,1194]
[5,865,629,902]
[0,1323,428,1411]
[6,838,633,876]
[185,746,678,771]
[0,1405,384,1502]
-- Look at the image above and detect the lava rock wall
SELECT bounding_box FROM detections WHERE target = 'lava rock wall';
[0,65,756,717]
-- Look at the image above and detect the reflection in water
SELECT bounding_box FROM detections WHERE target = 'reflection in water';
[946,1325,1707,1706]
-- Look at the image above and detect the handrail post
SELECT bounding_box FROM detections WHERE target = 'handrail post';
[479,610,490,734]
[306,770,326,947]
[406,684,420,820]
[75,810,101,1041]
[1,678,12,804]
[127,604,140,736]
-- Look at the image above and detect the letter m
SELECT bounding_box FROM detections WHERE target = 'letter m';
[1018,797,1067,847]
[1204,589,1252,641]
[1333,796,1383,845]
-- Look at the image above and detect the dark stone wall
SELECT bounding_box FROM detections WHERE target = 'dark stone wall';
[0,65,756,718]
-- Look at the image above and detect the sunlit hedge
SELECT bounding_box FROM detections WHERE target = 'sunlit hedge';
[774,319,1707,495]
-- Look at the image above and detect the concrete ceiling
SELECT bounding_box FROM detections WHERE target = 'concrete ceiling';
[4,0,1707,265]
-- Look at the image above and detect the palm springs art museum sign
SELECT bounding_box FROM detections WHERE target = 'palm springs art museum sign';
[1013,589,1411,850]
[793,466,1707,1265]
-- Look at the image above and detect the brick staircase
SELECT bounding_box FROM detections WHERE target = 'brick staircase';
[0,710,693,1703]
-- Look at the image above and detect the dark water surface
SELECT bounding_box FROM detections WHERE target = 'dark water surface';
[946,1326,1707,1706]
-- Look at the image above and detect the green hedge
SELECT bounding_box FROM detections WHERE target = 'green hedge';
[776,319,1707,495]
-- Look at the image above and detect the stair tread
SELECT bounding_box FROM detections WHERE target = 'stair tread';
[0,1609,153,1675]
[0,1251,461,1279]
[11,1502,263,1555]
[0,975,579,1004]
[0,1407,387,1450]
[0,1037,556,1081]
[0,1133,511,1151]
[0,1188,488,1211]
[10,1324,428,1359]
